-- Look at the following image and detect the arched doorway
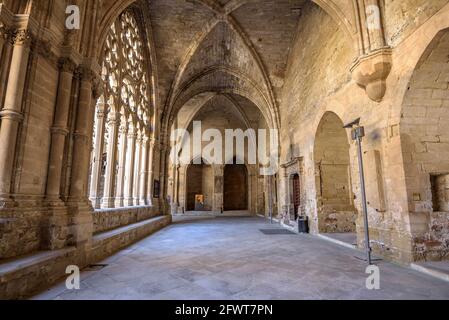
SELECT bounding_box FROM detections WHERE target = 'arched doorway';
[224,164,248,211]
[314,112,356,233]
[186,160,213,211]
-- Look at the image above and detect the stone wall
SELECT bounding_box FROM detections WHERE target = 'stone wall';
[276,1,449,263]
[92,206,160,234]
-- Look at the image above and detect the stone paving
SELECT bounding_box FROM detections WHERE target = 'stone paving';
[33,217,449,300]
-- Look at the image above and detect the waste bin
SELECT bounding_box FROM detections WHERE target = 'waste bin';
[298,216,309,233]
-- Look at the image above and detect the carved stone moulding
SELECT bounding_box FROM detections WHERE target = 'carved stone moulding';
[350,47,392,102]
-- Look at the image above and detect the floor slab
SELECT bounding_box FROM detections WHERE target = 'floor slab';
[32,217,449,300]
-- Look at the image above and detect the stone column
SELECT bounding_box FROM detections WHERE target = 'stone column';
[102,111,120,208]
[139,136,149,205]
[146,139,155,204]
[0,29,30,205]
[133,132,142,204]
[42,58,76,250]
[0,23,6,59]
[124,123,137,207]
[0,24,10,99]
[88,101,106,208]
[115,122,128,207]
[46,58,76,202]
[67,67,97,248]
[364,0,386,51]
[68,69,96,200]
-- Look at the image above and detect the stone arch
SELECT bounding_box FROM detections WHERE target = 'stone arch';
[164,66,277,132]
[314,111,356,233]
[399,28,449,261]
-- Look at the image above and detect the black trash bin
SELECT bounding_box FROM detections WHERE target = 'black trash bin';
[298,216,309,233]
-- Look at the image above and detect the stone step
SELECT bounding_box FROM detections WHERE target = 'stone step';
[0,247,77,299]
[0,215,171,299]
[90,215,171,262]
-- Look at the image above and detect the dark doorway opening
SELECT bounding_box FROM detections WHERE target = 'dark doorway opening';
[292,174,300,219]
[224,164,248,211]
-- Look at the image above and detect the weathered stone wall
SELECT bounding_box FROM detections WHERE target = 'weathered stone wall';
[383,0,449,46]
[93,206,160,234]
[314,112,356,233]
[277,1,449,263]
[278,2,356,235]
[400,29,449,261]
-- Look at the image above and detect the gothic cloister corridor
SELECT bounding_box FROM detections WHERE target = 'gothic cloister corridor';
[33,217,449,300]
[1,0,449,302]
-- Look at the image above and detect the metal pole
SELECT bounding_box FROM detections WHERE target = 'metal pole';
[355,129,372,265]
[269,176,273,224]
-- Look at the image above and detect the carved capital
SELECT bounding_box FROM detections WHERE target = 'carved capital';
[351,48,392,102]
[79,66,96,82]
[58,57,77,73]
[119,124,128,135]
[107,112,120,125]
[8,28,31,46]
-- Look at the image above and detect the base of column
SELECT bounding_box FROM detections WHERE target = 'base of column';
[114,197,124,208]
[41,205,71,250]
[89,197,102,209]
[101,198,116,209]
[124,198,134,207]
[45,196,67,208]
[66,199,94,249]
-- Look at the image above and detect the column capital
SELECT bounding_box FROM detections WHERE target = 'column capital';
[119,124,128,135]
[8,28,31,46]
[107,111,120,124]
[58,57,77,74]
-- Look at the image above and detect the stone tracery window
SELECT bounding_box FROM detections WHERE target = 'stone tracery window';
[88,9,153,209]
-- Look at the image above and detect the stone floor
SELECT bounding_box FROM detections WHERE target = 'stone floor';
[323,233,358,246]
[33,217,449,300]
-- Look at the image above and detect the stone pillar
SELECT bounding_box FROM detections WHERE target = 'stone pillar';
[0,29,30,205]
[42,58,76,250]
[102,111,120,208]
[124,123,137,207]
[364,0,386,51]
[67,67,97,248]
[115,122,128,207]
[0,23,11,100]
[133,131,142,204]
[139,136,149,205]
[46,58,76,202]
[88,101,106,208]
[146,139,155,204]
[0,23,6,59]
